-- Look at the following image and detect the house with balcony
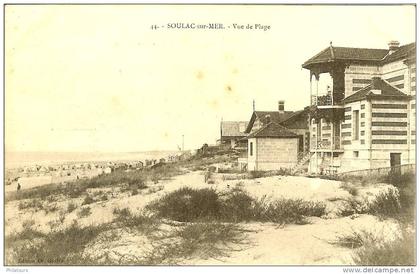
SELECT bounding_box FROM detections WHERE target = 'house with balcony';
[303,41,416,174]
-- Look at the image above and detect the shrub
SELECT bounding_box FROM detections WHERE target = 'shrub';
[275,168,292,176]
[334,230,376,249]
[6,222,105,265]
[220,189,254,222]
[252,196,326,224]
[144,222,245,264]
[7,225,43,244]
[147,187,326,224]
[47,219,62,231]
[67,202,77,213]
[121,177,148,194]
[58,211,66,224]
[113,207,131,220]
[367,188,401,218]
[46,195,56,203]
[44,203,59,214]
[131,189,139,196]
[249,169,291,179]
[22,219,35,230]
[113,207,158,232]
[249,170,267,179]
[147,187,221,222]
[18,199,44,211]
[340,182,359,196]
[151,173,160,184]
[146,185,164,195]
[77,207,92,218]
[382,172,415,224]
[353,229,415,266]
[81,196,95,206]
[204,170,213,183]
[341,172,415,223]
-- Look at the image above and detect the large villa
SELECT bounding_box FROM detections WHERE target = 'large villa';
[226,41,416,174]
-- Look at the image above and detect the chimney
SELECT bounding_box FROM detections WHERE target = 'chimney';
[371,77,382,95]
[372,77,381,88]
[388,40,400,54]
[278,100,285,114]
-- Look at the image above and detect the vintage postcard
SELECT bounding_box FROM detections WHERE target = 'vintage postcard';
[3,3,417,270]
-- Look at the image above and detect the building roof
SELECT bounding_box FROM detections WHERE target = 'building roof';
[381,42,416,64]
[342,77,410,104]
[247,122,298,139]
[302,42,415,69]
[245,111,296,133]
[220,121,248,137]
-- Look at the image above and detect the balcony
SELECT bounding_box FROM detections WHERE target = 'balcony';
[311,94,344,109]
[310,136,343,152]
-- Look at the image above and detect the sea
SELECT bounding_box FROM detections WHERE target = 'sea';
[5,151,181,169]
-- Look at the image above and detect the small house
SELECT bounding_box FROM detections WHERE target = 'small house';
[220,121,248,148]
[245,101,310,154]
[247,122,299,171]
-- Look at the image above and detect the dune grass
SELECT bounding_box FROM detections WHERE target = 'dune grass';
[334,230,376,249]
[66,202,78,213]
[6,207,160,265]
[147,187,326,224]
[77,207,92,218]
[112,207,158,233]
[6,222,105,265]
[336,172,416,266]
[352,229,415,266]
[6,209,242,265]
[366,188,401,218]
[142,222,247,265]
[18,198,44,211]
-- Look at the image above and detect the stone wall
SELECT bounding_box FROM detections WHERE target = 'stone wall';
[248,137,298,171]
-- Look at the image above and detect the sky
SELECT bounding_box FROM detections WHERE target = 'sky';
[5,4,416,152]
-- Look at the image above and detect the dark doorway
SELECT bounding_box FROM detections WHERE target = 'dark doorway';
[390,153,401,174]
[390,153,401,166]
[298,135,304,152]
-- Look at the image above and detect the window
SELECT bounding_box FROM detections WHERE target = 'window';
[353,151,359,158]
[249,142,253,156]
[353,110,360,140]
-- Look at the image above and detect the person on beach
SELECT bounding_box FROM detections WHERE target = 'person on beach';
[17,183,21,191]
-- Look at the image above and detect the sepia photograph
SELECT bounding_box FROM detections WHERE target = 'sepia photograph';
[3,2,417,269]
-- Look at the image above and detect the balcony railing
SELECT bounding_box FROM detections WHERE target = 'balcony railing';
[310,136,342,150]
[311,94,343,107]
[317,95,333,106]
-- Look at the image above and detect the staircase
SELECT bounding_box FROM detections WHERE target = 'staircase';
[291,152,311,175]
